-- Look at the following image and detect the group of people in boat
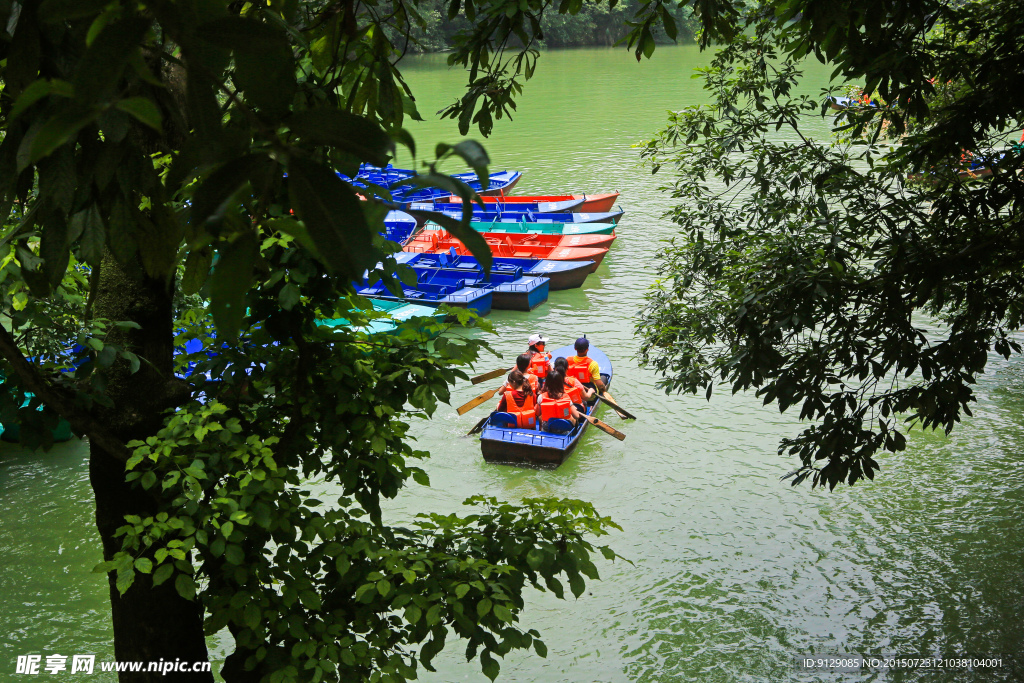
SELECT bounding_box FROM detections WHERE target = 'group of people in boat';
[494,334,605,433]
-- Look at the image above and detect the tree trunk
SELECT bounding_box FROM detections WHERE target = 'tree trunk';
[89,252,214,682]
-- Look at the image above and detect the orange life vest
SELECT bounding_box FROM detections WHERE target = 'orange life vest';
[524,372,539,394]
[530,352,551,379]
[567,356,593,384]
[565,377,584,404]
[503,391,536,429]
[540,394,572,422]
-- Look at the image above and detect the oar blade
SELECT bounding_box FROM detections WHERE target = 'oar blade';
[471,366,510,385]
[466,415,489,436]
[457,387,500,415]
[586,415,626,441]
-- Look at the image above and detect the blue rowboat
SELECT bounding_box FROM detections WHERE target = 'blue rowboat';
[356,277,493,317]
[408,198,584,214]
[382,210,418,245]
[345,165,523,201]
[397,255,549,311]
[413,205,622,225]
[316,298,444,337]
[395,251,591,291]
[479,345,612,467]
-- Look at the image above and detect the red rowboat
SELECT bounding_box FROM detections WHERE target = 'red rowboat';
[404,233,608,272]
[406,229,617,251]
[448,192,620,213]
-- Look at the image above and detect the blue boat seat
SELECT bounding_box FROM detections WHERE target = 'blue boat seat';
[491,412,518,428]
[543,418,574,435]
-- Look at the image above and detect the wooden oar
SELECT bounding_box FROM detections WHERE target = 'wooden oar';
[457,386,501,415]
[583,414,626,441]
[466,415,489,436]
[470,366,511,385]
[600,391,636,420]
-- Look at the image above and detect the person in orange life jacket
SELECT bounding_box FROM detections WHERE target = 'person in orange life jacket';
[566,337,605,394]
[553,356,594,413]
[497,353,539,395]
[538,370,582,430]
[495,370,537,428]
[527,333,553,385]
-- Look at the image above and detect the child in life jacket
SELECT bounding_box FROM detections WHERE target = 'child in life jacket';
[553,356,594,414]
[497,353,539,395]
[527,333,553,387]
[537,370,582,431]
[495,370,537,429]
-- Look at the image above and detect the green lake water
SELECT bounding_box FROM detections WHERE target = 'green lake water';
[2,45,1023,681]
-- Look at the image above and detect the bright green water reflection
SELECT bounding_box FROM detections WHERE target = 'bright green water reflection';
[2,45,1022,682]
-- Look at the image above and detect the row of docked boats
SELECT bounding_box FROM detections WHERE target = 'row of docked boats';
[357,165,623,316]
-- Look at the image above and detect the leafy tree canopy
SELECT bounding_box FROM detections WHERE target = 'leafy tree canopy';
[0,0,685,680]
[636,0,1024,489]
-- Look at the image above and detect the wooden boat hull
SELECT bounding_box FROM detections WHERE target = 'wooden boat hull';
[488,276,550,311]
[409,228,616,251]
[407,238,607,273]
[356,285,493,317]
[480,346,612,467]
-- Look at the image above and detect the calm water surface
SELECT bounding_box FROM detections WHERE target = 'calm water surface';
[2,45,1022,682]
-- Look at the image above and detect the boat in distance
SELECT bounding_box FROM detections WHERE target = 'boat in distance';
[347,165,523,201]
[449,192,620,213]
[394,251,592,291]
[416,206,623,225]
[479,345,612,467]
[405,233,608,272]
[410,198,584,214]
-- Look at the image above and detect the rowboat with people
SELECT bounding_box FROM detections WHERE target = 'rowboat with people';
[478,344,613,467]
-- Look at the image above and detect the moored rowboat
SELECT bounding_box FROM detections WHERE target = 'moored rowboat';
[479,345,612,467]
[449,192,620,213]
[405,233,608,272]
[394,252,592,291]
[405,228,616,251]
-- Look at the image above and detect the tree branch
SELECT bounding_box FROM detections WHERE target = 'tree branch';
[0,325,134,462]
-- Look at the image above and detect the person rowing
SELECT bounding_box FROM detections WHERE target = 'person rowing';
[565,337,605,396]
[537,370,582,432]
[527,333,553,386]
[494,370,537,429]
[553,356,594,414]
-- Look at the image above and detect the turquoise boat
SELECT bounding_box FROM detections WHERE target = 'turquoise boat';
[424,220,616,236]
[316,299,444,338]
[0,372,73,444]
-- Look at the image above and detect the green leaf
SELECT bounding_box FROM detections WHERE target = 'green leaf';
[114,97,163,133]
[244,601,261,629]
[134,557,153,574]
[492,603,513,623]
[198,17,296,117]
[9,79,74,121]
[175,574,196,601]
[287,157,376,278]
[182,247,213,295]
[191,154,269,228]
[152,563,174,587]
[455,583,470,599]
[480,650,499,681]
[533,639,547,658]
[568,572,585,598]
[289,109,394,166]
[210,232,257,341]
[437,140,490,188]
[72,204,105,267]
[23,109,98,170]
[476,598,492,618]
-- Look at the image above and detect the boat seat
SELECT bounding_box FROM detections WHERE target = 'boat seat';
[543,418,574,435]
[491,412,518,429]
[514,251,532,257]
